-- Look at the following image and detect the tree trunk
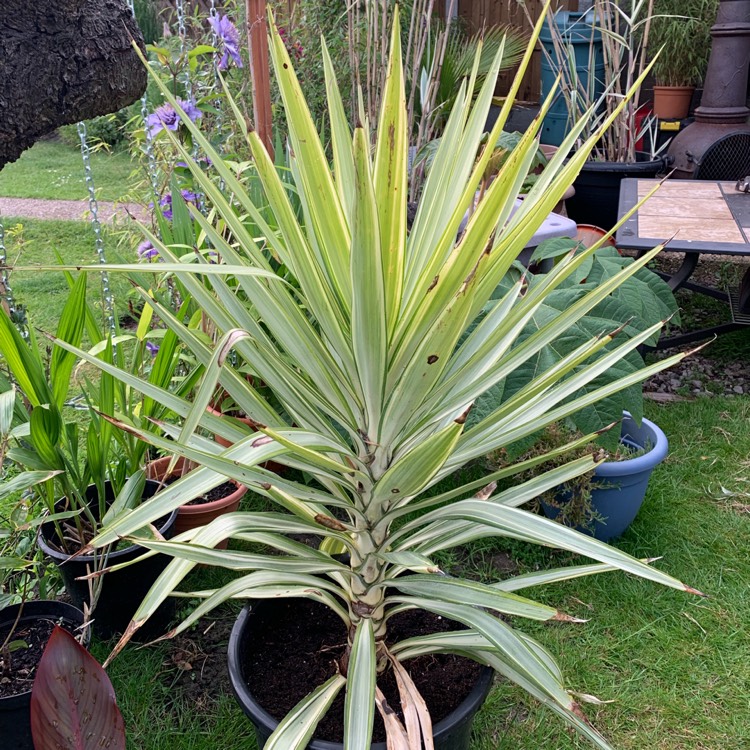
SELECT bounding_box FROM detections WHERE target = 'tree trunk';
[0,0,148,169]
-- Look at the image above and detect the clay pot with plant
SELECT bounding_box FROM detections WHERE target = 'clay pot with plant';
[648,0,717,119]
[46,9,703,749]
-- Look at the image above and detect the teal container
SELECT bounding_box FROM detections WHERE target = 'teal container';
[539,10,604,146]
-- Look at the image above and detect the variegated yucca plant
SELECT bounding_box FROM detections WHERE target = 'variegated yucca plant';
[49,6,701,749]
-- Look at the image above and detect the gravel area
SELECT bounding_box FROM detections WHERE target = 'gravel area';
[642,253,750,399]
[0,197,147,223]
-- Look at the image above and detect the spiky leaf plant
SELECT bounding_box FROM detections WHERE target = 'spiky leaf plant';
[45,6,699,749]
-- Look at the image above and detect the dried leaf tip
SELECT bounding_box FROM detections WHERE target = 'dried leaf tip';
[684,585,708,597]
[455,404,473,425]
[473,481,497,500]
[552,612,588,623]
[103,620,142,667]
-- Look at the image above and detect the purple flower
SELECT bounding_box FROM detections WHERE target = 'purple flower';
[146,99,202,138]
[209,14,243,70]
[145,341,160,356]
[158,190,198,221]
[137,240,159,260]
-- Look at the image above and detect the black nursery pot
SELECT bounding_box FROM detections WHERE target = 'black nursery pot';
[565,154,668,230]
[37,480,178,640]
[227,603,495,750]
[0,600,87,750]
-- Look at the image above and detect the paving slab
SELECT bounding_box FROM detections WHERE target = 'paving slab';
[0,197,147,223]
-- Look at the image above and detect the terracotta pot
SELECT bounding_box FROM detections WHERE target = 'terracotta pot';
[206,405,285,476]
[146,456,246,545]
[652,86,695,120]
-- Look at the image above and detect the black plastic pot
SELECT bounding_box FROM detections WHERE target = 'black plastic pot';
[0,600,88,750]
[565,154,669,230]
[228,604,495,750]
[38,480,178,639]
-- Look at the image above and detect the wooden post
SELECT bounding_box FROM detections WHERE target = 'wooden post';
[246,0,274,160]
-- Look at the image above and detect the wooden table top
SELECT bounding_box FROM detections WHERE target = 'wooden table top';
[616,179,750,254]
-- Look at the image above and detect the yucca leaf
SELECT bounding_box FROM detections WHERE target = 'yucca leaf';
[265,675,347,750]
[351,124,387,441]
[322,37,356,226]
[268,12,352,315]
[343,618,376,750]
[391,596,573,708]
[372,13,407,337]
[388,575,574,622]
[402,501,695,593]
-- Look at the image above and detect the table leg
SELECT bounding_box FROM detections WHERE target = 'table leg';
[637,249,729,302]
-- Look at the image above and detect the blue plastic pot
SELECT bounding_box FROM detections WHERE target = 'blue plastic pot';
[543,413,668,541]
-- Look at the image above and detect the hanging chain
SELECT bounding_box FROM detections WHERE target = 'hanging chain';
[176,0,193,100]
[0,218,28,340]
[78,122,116,335]
[126,0,160,201]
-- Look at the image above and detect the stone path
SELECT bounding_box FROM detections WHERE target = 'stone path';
[0,197,147,223]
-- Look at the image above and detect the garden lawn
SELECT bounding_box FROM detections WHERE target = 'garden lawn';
[0,139,135,202]
[93,396,750,750]
[1,217,135,337]
[471,396,750,749]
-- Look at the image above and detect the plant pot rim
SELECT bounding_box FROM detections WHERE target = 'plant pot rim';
[595,412,668,478]
[227,604,495,750]
[37,479,178,565]
[578,153,669,172]
[146,456,247,517]
[0,599,88,705]
[653,84,695,92]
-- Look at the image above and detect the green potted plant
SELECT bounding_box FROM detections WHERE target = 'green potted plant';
[0,278,182,638]
[43,9,704,749]
[649,0,717,119]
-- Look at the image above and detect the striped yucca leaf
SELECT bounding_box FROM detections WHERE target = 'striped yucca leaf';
[22,3,700,747]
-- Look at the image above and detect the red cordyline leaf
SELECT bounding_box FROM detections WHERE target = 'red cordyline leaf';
[30,625,126,750]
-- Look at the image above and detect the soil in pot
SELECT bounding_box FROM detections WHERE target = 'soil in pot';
[0,600,87,750]
[239,598,484,745]
[37,480,179,640]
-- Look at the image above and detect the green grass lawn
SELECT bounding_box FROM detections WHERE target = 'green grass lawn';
[0,139,136,202]
[2,217,136,335]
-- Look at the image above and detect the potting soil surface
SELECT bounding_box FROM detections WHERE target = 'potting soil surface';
[241,598,483,743]
[0,618,61,698]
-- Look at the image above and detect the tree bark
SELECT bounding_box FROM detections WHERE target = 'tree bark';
[0,0,148,169]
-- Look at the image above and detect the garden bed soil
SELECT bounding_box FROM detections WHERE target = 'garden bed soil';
[241,598,483,744]
[0,618,58,698]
